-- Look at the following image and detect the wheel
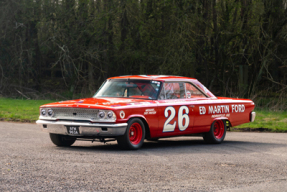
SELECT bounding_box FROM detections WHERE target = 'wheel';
[203,120,226,144]
[117,118,146,150]
[49,133,76,146]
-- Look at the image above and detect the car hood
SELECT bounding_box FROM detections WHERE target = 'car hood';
[40,97,155,109]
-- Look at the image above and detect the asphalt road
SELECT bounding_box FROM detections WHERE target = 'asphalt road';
[1,122,287,191]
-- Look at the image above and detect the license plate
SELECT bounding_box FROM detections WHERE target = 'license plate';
[67,126,80,135]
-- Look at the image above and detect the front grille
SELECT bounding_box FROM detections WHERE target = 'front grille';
[52,108,99,120]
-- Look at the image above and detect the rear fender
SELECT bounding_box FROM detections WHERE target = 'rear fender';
[212,117,230,126]
[213,117,229,122]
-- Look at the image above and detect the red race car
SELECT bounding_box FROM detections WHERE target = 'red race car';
[36,75,256,149]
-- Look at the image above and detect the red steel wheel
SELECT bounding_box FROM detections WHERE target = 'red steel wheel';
[117,118,146,150]
[129,122,143,145]
[213,120,225,139]
[203,120,226,144]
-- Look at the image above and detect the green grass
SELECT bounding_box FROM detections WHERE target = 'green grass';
[0,98,286,132]
[0,98,56,122]
[233,110,287,132]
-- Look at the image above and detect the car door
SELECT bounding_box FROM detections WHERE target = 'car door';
[156,82,196,137]
[184,82,211,132]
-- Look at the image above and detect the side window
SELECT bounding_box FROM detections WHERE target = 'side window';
[159,82,207,100]
[184,83,207,98]
[159,82,185,100]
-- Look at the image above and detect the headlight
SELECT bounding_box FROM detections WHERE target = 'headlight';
[107,111,114,118]
[98,111,106,119]
[47,109,54,117]
[41,109,46,116]
[95,110,116,122]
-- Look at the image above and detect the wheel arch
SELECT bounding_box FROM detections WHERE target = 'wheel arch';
[127,115,151,139]
[212,117,232,128]
[203,117,227,144]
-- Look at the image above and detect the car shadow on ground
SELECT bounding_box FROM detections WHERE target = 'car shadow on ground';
[51,137,287,154]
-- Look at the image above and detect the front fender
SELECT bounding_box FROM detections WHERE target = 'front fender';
[127,114,148,123]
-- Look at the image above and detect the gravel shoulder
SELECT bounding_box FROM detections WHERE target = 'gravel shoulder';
[1,122,287,191]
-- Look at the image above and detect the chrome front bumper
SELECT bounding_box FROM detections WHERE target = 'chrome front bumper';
[36,120,127,137]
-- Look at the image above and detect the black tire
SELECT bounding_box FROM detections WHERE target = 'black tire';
[117,118,146,150]
[49,133,76,146]
[203,120,226,144]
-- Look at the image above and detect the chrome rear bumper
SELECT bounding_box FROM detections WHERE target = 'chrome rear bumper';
[36,120,127,137]
[250,112,256,122]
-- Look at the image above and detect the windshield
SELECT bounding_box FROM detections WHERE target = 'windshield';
[94,79,162,100]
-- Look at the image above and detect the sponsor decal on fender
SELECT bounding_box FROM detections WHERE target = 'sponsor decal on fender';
[231,104,245,113]
[211,114,231,118]
[208,105,230,114]
[199,104,245,115]
[144,108,157,115]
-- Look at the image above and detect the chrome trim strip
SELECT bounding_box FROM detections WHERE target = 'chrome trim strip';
[36,120,127,128]
[39,117,116,123]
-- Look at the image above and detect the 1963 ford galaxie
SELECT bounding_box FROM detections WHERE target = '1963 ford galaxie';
[36,75,255,149]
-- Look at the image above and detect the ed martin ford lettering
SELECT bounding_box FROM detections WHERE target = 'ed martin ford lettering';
[36,75,256,150]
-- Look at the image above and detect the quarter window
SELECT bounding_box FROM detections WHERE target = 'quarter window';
[185,83,206,98]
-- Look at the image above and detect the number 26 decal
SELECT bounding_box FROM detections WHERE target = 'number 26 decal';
[163,106,190,132]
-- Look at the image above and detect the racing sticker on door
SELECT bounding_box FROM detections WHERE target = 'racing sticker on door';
[163,106,189,132]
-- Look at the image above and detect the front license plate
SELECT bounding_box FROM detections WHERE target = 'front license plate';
[67,126,80,135]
